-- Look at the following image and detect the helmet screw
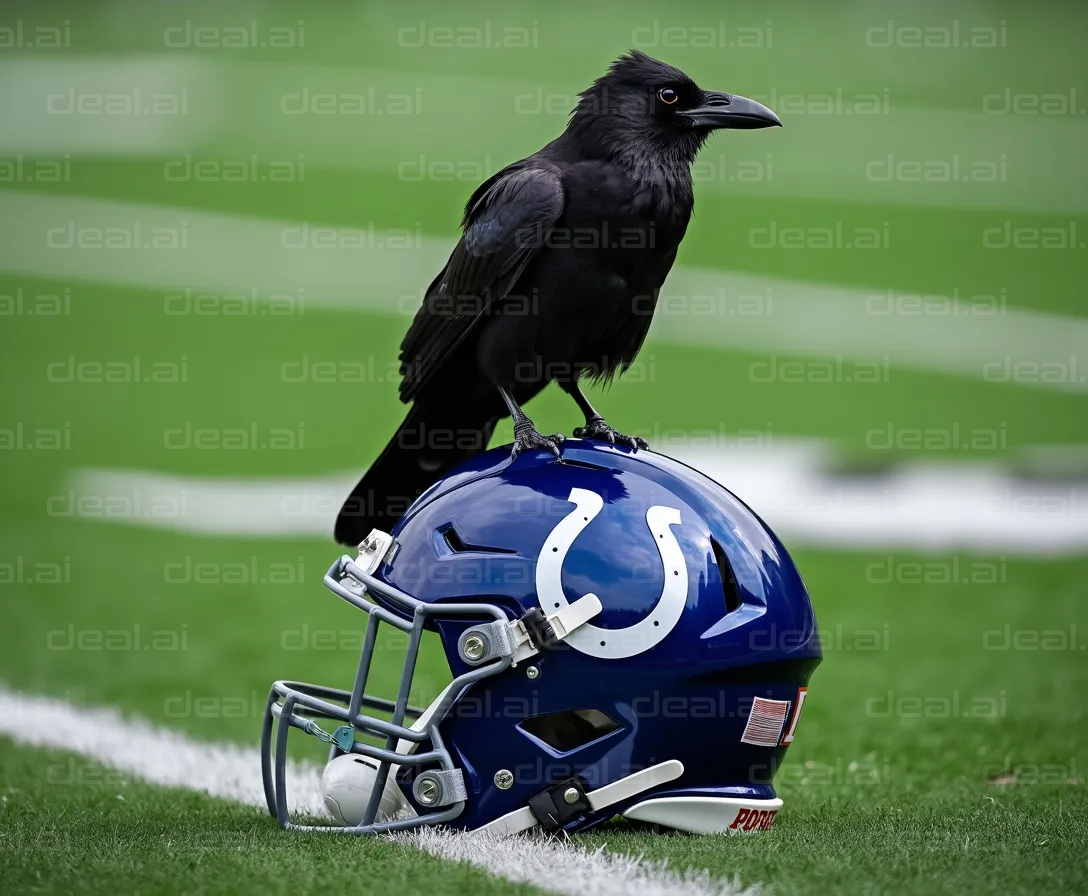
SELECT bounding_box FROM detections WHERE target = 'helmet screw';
[462,634,486,661]
[494,769,514,790]
[563,786,580,805]
[525,665,540,680]
[416,777,439,805]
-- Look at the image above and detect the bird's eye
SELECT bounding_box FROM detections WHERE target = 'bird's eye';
[657,88,679,106]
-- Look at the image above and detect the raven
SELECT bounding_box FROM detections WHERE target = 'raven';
[335,51,780,546]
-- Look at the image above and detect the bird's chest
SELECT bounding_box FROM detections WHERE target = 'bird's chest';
[530,190,684,368]
[557,176,690,287]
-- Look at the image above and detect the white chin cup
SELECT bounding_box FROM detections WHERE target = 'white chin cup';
[320,754,417,826]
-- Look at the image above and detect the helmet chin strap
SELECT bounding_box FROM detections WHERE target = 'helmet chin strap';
[476,759,684,836]
[509,592,603,663]
[453,592,604,668]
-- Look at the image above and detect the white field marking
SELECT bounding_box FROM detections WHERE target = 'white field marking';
[0,685,326,816]
[0,189,450,312]
[2,190,1085,392]
[668,442,1088,556]
[1,57,1085,213]
[406,827,758,896]
[65,442,1088,554]
[0,57,231,154]
[0,685,753,896]
[62,466,358,538]
[656,267,1086,391]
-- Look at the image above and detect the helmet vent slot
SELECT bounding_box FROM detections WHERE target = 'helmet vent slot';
[440,524,516,554]
[518,708,622,753]
[558,458,610,471]
[711,537,742,614]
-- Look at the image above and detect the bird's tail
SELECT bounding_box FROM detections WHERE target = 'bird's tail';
[334,401,497,547]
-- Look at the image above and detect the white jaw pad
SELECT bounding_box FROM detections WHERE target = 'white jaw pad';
[321,754,417,826]
[623,795,784,834]
[476,759,684,837]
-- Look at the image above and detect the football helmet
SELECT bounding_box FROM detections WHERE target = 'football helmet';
[262,442,820,835]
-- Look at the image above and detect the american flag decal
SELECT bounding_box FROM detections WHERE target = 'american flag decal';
[740,697,791,747]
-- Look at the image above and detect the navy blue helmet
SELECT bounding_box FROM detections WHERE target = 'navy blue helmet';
[263,442,820,835]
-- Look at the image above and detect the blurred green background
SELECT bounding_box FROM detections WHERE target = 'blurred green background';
[0,2,1085,894]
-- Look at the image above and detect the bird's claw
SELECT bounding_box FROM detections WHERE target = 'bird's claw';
[574,417,648,451]
[511,422,565,460]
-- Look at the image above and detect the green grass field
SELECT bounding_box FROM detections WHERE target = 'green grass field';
[1,1,1086,893]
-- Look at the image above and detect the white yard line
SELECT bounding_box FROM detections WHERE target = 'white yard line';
[407,827,756,896]
[671,443,1088,555]
[0,685,751,896]
[64,442,1088,554]
[2,190,1085,392]
[0,686,326,816]
[0,57,229,155]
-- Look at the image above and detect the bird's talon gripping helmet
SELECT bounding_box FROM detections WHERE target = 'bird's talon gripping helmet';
[262,442,820,835]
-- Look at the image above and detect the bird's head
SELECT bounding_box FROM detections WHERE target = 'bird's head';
[568,51,781,165]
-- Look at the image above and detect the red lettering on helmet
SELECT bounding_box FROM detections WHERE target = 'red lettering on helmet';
[730,806,780,832]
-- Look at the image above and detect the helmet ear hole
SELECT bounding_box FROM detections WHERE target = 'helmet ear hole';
[519,708,622,753]
[711,537,742,614]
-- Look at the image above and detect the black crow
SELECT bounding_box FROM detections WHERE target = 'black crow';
[335,50,780,546]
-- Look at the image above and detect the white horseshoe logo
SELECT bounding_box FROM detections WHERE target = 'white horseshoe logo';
[536,487,687,659]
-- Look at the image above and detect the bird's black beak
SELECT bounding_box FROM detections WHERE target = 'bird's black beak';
[681,91,782,130]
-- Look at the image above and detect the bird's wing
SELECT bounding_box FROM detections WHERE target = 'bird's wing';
[398,161,565,402]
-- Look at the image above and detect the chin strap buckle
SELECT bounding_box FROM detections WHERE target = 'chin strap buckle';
[457,593,603,667]
[519,608,558,651]
[510,593,602,663]
[527,777,592,832]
